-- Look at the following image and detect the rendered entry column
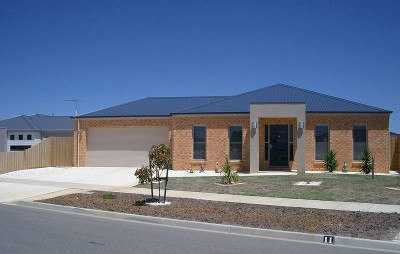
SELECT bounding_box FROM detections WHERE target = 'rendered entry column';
[249,115,259,174]
[250,103,306,175]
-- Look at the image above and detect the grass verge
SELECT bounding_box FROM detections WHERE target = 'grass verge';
[138,173,400,205]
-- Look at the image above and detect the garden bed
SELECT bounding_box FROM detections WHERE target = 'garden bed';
[38,191,400,241]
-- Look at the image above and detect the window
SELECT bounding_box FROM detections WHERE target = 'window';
[264,125,269,160]
[27,134,32,140]
[10,145,31,151]
[229,126,242,160]
[193,126,206,160]
[315,125,329,160]
[10,135,15,140]
[353,125,367,160]
[289,125,294,161]
[18,135,23,140]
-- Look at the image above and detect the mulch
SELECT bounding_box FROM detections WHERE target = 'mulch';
[39,191,400,241]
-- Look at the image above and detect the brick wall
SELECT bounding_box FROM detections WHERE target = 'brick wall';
[74,113,390,173]
[306,114,390,173]
[172,115,250,171]
[73,118,172,166]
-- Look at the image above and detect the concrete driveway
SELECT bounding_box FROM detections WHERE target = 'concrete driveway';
[0,167,138,203]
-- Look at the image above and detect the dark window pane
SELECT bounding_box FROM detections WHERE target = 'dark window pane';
[316,143,329,160]
[229,126,242,160]
[289,125,293,142]
[193,126,206,160]
[229,126,242,143]
[353,142,366,160]
[265,125,269,143]
[315,125,329,160]
[10,135,15,140]
[229,144,242,160]
[10,145,31,151]
[289,143,294,161]
[353,126,366,142]
[353,126,367,160]
[193,126,206,142]
[264,143,269,161]
[18,135,23,140]
[315,126,329,142]
[27,135,32,140]
[193,143,206,160]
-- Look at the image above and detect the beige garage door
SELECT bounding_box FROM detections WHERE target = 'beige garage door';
[87,127,169,167]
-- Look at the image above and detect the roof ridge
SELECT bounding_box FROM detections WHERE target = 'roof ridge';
[77,97,149,118]
[279,84,390,112]
[178,83,283,113]
[146,96,228,99]
[78,96,230,117]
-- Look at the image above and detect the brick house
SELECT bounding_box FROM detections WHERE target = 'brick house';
[74,84,392,173]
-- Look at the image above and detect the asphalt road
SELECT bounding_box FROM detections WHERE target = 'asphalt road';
[0,204,395,254]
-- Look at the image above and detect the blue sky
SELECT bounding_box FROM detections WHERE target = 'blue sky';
[1,0,399,132]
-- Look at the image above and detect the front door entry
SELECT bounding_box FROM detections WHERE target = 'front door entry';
[269,125,289,167]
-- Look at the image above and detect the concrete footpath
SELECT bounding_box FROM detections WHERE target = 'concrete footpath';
[117,187,400,214]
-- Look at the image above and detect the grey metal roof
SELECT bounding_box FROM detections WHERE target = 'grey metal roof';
[178,84,391,114]
[0,114,73,131]
[78,84,391,118]
[79,96,228,118]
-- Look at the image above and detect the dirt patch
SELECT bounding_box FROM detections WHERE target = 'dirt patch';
[39,192,400,241]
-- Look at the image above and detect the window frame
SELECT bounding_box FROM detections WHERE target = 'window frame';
[314,125,330,161]
[353,125,368,161]
[193,125,207,160]
[18,134,23,140]
[27,134,32,140]
[228,125,243,161]
[288,124,294,161]
[264,125,269,161]
[10,134,15,140]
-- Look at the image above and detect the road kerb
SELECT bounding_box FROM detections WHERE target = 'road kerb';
[13,200,400,253]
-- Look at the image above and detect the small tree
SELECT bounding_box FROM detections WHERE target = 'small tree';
[149,144,172,175]
[148,144,172,203]
[323,150,338,172]
[360,149,373,174]
[220,157,239,184]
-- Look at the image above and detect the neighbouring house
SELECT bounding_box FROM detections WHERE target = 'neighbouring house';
[0,114,73,152]
[74,84,392,173]
[390,132,400,170]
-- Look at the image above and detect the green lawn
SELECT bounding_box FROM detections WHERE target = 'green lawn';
[138,174,400,205]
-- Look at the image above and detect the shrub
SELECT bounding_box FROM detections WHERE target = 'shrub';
[134,166,153,185]
[220,157,239,184]
[323,150,338,172]
[360,149,373,174]
[101,193,116,200]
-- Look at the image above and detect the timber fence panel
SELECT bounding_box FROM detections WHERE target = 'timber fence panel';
[391,136,400,170]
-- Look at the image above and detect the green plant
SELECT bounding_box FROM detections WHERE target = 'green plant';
[323,150,338,172]
[101,193,116,199]
[360,149,373,174]
[134,166,153,184]
[220,157,239,184]
[148,144,172,174]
